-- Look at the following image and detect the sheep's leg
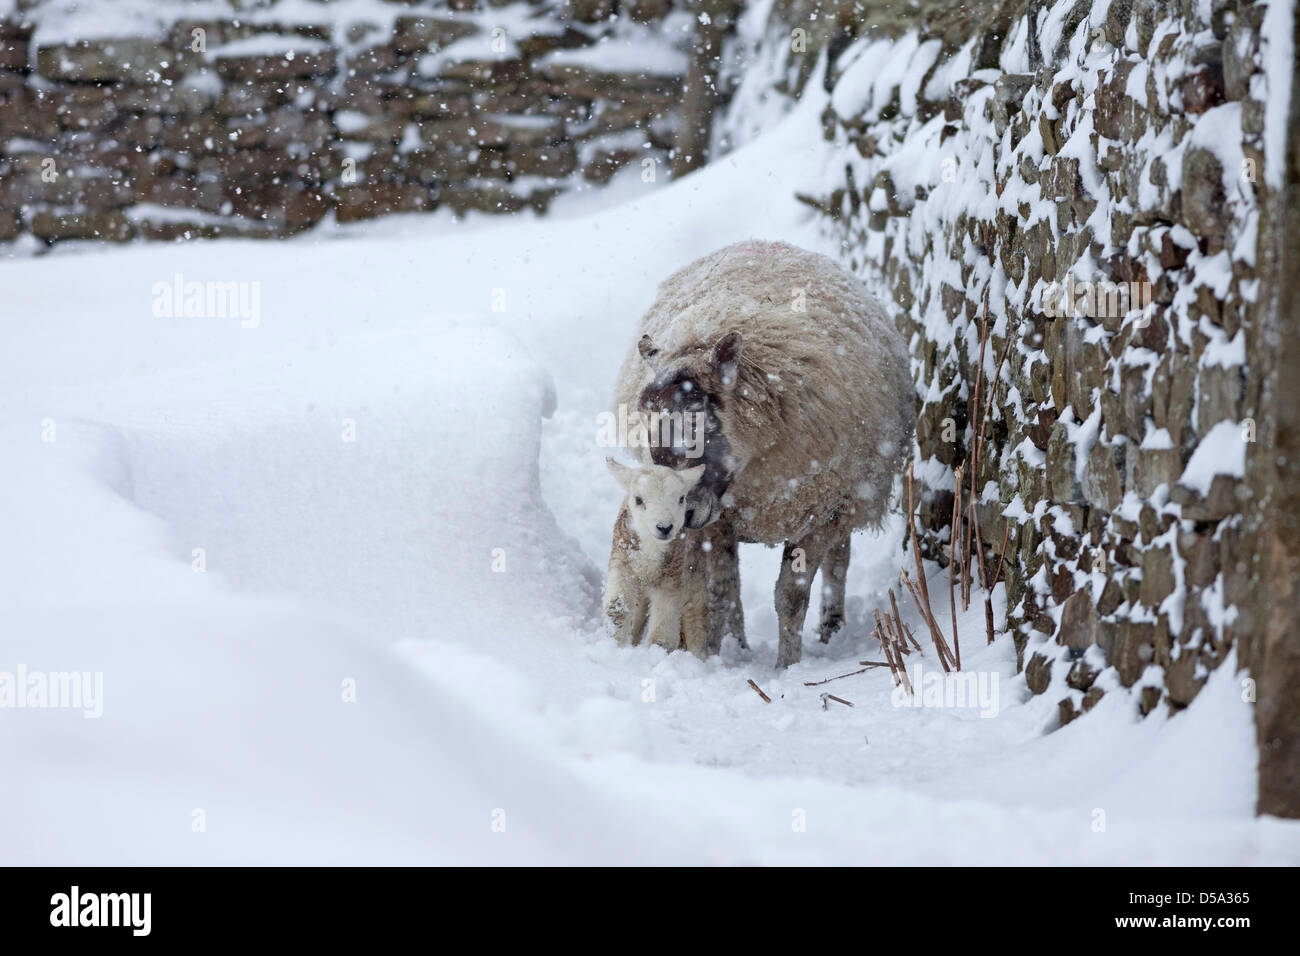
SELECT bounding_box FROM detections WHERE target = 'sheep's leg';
[819,526,851,643]
[681,586,709,660]
[606,572,648,647]
[775,531,831,669]
[704,516,746,653]
[627,596,649,646]
[645,587,683,652]
[681,537,711,660]
[608,599,647,646]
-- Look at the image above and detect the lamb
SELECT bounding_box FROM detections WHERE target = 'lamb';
[613,240,916,668]
[603,458,710,658]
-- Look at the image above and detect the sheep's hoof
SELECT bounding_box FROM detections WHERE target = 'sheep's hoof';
[775,639,801,670]
[818,615,843,644]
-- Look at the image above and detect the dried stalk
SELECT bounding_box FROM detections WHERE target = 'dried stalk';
[906,463,945,651]
[986,522,1012,644]
[893,629,914,696]
[901,572,942,669]
[964,293,990,611]
[803,666,879,687]
[984,593,996,647]
[981,334,1012,459]
[875,622,900,685]
[902,571,956,672]
[990,522,1012,592]
[747,679,771,704]
[971,295,1013,637]
[972,501,990,636]
[950,464,963,673]
[903,622,922,652]
[875,607,908,657]
[878,620,913,696]
[887,587,919,652]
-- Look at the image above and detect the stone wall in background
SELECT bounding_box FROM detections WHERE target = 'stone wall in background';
[0,0,690,242]
[742,0,1286,731]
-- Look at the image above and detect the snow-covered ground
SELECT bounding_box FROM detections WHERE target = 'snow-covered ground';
[3,89,1297,865]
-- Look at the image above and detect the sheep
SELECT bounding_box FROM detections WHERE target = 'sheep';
[603,458,710,658]
[613,239,916,668]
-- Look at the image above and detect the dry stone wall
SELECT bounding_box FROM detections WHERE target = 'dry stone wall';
[751,0,1288,729]
[0,0,691,242]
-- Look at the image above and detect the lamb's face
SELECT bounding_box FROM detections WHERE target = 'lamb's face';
[606,459,706,542]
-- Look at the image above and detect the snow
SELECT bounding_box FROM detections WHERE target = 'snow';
[829,39,891,118]
[1140,427,1174,450]
[1202,329,1247,368]
[541,20,691,76]
[1179,420,1248,495]
[24,0,411,45]
[715,0,796,150]
[334,110,376,135]
[209,35,333,58]
[1066,403,1102,482]
[1260,0,1296,189]
[2,74,1296,865]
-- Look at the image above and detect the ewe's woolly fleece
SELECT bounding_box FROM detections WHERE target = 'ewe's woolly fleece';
[614,240,916,546]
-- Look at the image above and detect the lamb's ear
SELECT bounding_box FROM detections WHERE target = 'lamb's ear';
[606,457,635,490]
[637,334,661,368]
[680,463,707,488]
[711,331,742,387]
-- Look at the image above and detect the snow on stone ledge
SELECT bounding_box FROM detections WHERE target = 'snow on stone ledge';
[1178,420,1247,496]
[540,17,692,77]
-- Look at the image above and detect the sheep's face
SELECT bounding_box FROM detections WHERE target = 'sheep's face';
[606,459,706,542]
[637,329,742,401]
[635,331,742,530]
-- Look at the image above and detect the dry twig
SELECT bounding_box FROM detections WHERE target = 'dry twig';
[986,522,1013,644]
[964,294,990,611]
[903,622,921,651]
[803,667,879,687]
[902,571,956,671]
[905,463,949,665]
[950,464,963,672]
[887,587,919,652]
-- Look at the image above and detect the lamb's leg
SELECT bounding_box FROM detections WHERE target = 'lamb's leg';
[819,527,851,643]
[704,516,746,653]
[775,531,831,669]
[645,586,683,652]
[681,537,710,659]
[606,571,648,647]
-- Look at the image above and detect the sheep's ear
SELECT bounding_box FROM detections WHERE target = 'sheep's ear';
[606,457,635,490]
[637,334,661,368]
[711,331,742,387]
[681,463,707,488]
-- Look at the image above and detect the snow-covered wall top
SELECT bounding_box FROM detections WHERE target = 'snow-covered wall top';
[732,0,1290,730]
[0,0,693,241]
